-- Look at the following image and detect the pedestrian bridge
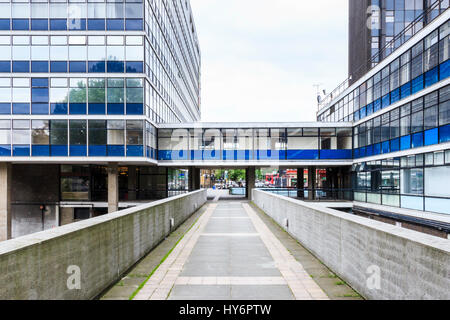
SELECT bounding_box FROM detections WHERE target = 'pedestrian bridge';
[0,189,448,300]
[157,122,353,166]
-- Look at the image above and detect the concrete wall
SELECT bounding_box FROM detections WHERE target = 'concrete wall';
[252,190,450,300]
[11,164,60,238]
[0,190,207,300]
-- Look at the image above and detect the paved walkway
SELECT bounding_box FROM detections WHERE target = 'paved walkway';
[132,201,329,300]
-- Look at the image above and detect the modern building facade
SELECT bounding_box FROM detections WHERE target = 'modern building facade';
[349,0,449,85]
[0,0,202,239]
[0,1,449,242]
[318,7,450,218]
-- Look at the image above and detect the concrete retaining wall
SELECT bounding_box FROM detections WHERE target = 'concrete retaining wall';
[0,190,207,300]
[252,190,450,300]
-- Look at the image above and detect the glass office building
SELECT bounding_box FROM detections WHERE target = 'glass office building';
[0,0,202,238]
[319,7,450,216]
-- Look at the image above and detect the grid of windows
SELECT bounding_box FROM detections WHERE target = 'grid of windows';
[0,35,144,74]
[0,77,144,115]
[319,20,449,123]
[158,127,353,161]
[370,0,449,64]
[0,1,144,31]
[354,84,450,158]
[0,119,157,159]
[353,148,450,215]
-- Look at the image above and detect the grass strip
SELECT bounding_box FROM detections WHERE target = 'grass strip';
[128,214,202,300]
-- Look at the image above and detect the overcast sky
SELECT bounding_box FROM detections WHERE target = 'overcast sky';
[190,0,349,123]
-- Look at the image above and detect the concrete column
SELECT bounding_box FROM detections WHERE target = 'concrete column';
[246,167,256,201]
[107,163,119,213]
[308,166,316,201]
[128,166,137,201]
[189,167,201,191]
[296,168,304,199]
[0,163,11,241]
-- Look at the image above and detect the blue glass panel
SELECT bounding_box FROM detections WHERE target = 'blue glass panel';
[354,148,359,158]
[51,145,68,156]
[127,145,143,157]
[367,103,373,116]
[440,59,450,80]
[126,103,143,115]
[439,124,450,143]
[424,128,439,146]
[159,150,188,160]
[88,103,105,115]
[50,103,68,115]
[32,61,49,73]
[31,103,48,115]
[203,150,220,161]
[222,150,235,161]
[373,99,381,112]
[107,61,124,73]
[31,19,48,30]
[373,143,381,156]
[0,61,10,72]
[400,82,411,99]
[0,19,10,30]
[359,106,366,119]
[411,75,424,94]
[69,103,86,115]
[12,19,29,30]
[236,150,252,160]
[12,103,29,115]
[256,150,280,160]
[88,61,105,73]
[360,147,367,158]
[400,135,411,150]
[0,103,10,114]
[31,88,49,103]
[32,145,49,156]
[87,19,105,30]
[13,145,30,156]
[286,150,319,160]
[12,61,29,72]
[190,150,202,160]
[319,150,352,159]
[106,19,124,30]
[70,145,87,157]
[126,62,143,73]
[391,88,400,104]
[50,19,67,30]
[107,103,124,115]
[69,61,86,73]
[424,67,438,88]
[381,93,390,109]
[50,61,67,72]
[108,145,125,157]
[411,132,424,148]
[390,138,400,152]
[158,150,172,160]
[68,19,86,30]
[366,145,374,157]
[0,145,11,156]
[125,19,142,30]
[353,111,360,121]
[382,141,390,154]
[31,78,48,87]
[89,145,107,156]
